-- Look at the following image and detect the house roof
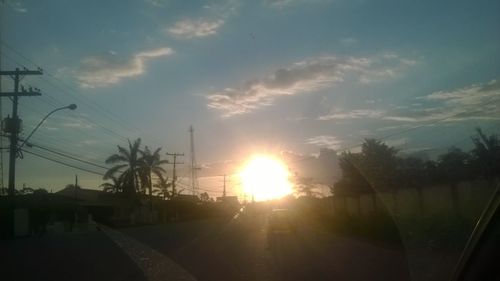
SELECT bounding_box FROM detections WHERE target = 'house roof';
[55,186,129,206]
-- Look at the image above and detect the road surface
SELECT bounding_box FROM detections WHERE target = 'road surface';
[123,209,411,281]
[1,209,412,281]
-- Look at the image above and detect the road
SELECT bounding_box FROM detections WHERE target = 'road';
[1,209,411,281]
[123,209,411,281]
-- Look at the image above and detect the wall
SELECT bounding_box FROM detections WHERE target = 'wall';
[330,180,496,220]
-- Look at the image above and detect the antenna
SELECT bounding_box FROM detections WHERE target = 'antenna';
[189,125,200,195]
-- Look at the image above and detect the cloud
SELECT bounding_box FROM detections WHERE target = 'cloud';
[340,37,358,46]
[305,135,343,150]
[315,79,500,126]
[62,120,93,129]
[5,1,27,13]
[264,0,329,9]
[208,54,415,117]
[80,139,98,145]
[266,0,295,8]
[144,0,167,7]
[384,138,409,148]
[76,47,173,88]
[318,109,385,120]
[385,79,500,123]
[167,19,225,39]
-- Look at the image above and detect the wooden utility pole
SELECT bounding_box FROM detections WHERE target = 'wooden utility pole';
[0,67,42,237]
[165,152,184,197]
[223,174,226,199]
[1,68,42,196]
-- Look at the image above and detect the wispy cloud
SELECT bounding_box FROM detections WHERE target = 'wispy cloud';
[80,139,98,145]
[384,138,409,148]
[305,135,343,149]
[339,37,358,47]
[60,116,93,129]
[264,0,329,9]
[165,0,237,40]
[316,78,500,126]
[385,79,500,123]
[265,0,295,8]
[207,54,415,117]
[318,109,385,120]
[76,47,174,88]
[144,0,167,7]
[4,0,27,13]
[167,19,225,39]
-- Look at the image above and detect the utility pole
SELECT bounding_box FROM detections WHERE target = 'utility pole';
[0,4,4,192]
[165,152,184,197]
[74,174,78,197]
[1,68,42,197]
[0,67,42,237]
[74,174,78,226]
[223,174,226,199]
[189,126,200,195]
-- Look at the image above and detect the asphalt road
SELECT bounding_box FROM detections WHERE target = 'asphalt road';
[124,210,411,281]
[1,210,412,281]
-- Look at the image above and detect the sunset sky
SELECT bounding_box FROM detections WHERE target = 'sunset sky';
[1,0,499,198]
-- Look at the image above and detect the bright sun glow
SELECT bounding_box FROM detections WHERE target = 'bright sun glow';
[240,155,293,201]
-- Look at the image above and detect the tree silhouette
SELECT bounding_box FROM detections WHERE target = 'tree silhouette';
[332,129,499,216]
[100,176,122,193]
[471,128,500,180]
[20,186,35,195]
[104,138,143,198]
[153,174,172,200]
[294,176,322,198]
[333,152,373,213]
[396,157,428,214]
[359,139,398,192]
[199,192,210,202]
[437,146,471,214]
[333,139,400,213]
[140,146,168,207]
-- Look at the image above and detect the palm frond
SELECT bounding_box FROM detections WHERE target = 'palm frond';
[103,164,128,180]
[105,154,128,165]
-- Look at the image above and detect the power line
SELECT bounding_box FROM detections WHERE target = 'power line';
[175,181,220,193]
[24,142,109,170]
[165,152,184,197]
[21,149,104,176]
[0,42,166,147]
[0,50,130,145]
[28,131,113,158]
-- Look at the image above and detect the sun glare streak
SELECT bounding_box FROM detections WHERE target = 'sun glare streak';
[239,155,293,201]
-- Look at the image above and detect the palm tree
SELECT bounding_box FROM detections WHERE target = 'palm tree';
[104,138,143,197]
[140,146,169,207]
[153,174,172,200]
[100,176,122,193]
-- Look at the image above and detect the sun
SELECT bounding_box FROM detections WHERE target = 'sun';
[239,155,293,202]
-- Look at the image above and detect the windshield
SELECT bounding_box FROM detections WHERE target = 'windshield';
[0,1,499,281]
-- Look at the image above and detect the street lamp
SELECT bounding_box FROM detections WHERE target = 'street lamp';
[19,103,77,149]
[4,103,76,238]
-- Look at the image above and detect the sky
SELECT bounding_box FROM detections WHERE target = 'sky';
[0,0,499,198]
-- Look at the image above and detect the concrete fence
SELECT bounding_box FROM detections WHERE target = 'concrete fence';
[329,180,497,220]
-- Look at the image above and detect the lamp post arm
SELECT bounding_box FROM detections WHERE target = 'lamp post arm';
[19,104,76,149]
